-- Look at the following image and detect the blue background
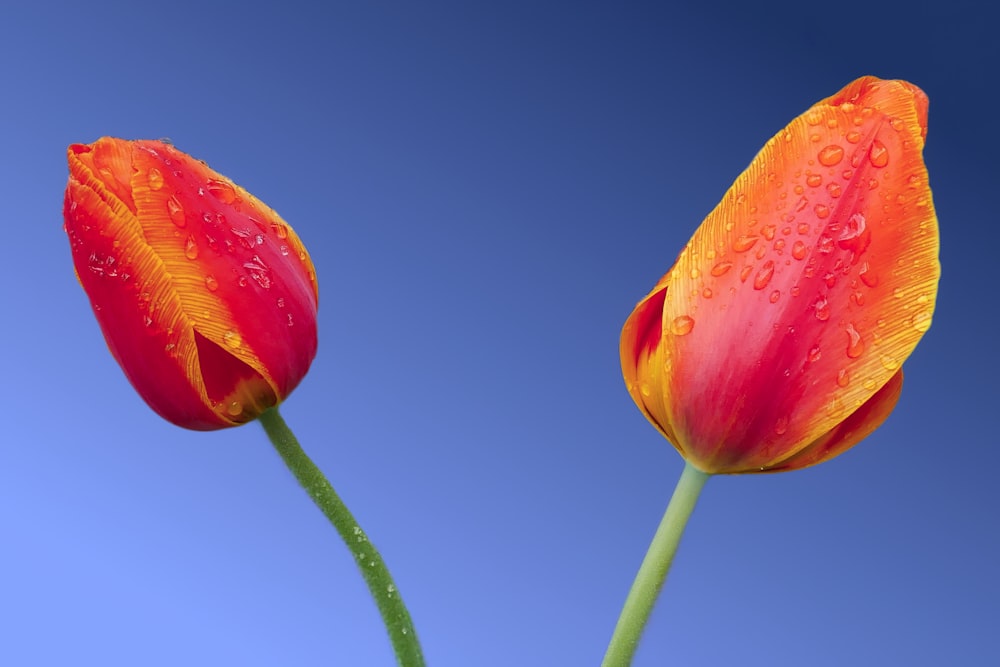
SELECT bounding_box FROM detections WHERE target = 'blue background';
[2,1,996,665]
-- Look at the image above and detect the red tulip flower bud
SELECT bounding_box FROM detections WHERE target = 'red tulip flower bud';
[621,77,940,473]
[63,138,319,430]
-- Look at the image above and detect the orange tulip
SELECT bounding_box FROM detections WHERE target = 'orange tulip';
[620,76,939,474]
[63,138,318,430]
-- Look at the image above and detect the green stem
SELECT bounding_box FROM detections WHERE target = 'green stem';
[258,407,425,667]
[601,461,710,667]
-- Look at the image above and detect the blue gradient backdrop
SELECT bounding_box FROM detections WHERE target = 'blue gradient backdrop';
[2,1,996,665]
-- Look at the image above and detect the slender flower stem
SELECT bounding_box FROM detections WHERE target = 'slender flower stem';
[258,407,425,667]
[602,461,710,667]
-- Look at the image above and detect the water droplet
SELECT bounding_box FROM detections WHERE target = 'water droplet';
[836,368,850,387]
[206,178,237,204]
[845,131,862,144]
[845,323,864,359]
[859,261,879,287]
[148,167,164,190]
[797,223,811,235]
[639,383,651,397]
[841,169,854,180]
[223,330,242,349]
[816,234,834,254]
[818,144,845,166]
[205,275,219,291]
[868,139,889,168]
[279,244,289,256]
[773,239,786,253]
[826,182,842,198]
[226,400,243,416]
[167,196,186,228]
[805,109,823,126]
[739,265,753,282]
[287,314,295,327]
[880,354,899,371]
[761,225,776,241]
[813,203,830,219]
[769,289,781,303]
[753,261,775,290]
[733,234,759,253]
[814,296,831,321]
[794,196,809,212]
[911,311,932,332]
[710,260,733,277]
[244,255,272,289]
[184,235,199,260]
[808,345,822,363]
[701,288,713,299]
[838,213,867,248]
[791,240,808,260]
[670,315,694,336]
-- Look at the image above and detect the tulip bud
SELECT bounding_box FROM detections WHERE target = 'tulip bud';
[621,77,939,473]
[64,138,318,430]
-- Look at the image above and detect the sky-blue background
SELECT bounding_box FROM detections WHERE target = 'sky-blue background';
[2,1,996,665]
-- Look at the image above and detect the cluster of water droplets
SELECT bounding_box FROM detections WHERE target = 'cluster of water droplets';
[149,167,303,297]
[662,102,931,436]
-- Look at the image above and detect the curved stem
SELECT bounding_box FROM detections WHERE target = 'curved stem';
[258,407,425,667]
[601,461,710,667]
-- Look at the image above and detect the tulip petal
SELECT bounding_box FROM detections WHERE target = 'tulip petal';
[768,369,903,472]
[621,77,939,473]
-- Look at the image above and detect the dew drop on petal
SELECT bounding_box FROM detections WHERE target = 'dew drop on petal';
[184,235,199,260]
[813,203,830,219]
[670,315,694,336]
[752,260,775,290]
[818,144,845,166]
[733,235,759,253]
[223,330,242,349]
[816,234,834,254]
[814,296,831,321]
[836,368,850,387]
[148,167,164,190]
[808,345,822,363]
[859,261,879,287]
[226,400,243,417]
[880,355,899,371]
[206,178,237,204]
[911,311,932,332]
[791,240,808,260]
[845,131,862,144]
[710,260,733,277]
[845,323,864,359]
[868,139,889,168]
[167,196,186,228]
[769,289,781,303]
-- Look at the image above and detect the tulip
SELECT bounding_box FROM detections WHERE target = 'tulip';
[620,76,939,474]
[63,138,318,430]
